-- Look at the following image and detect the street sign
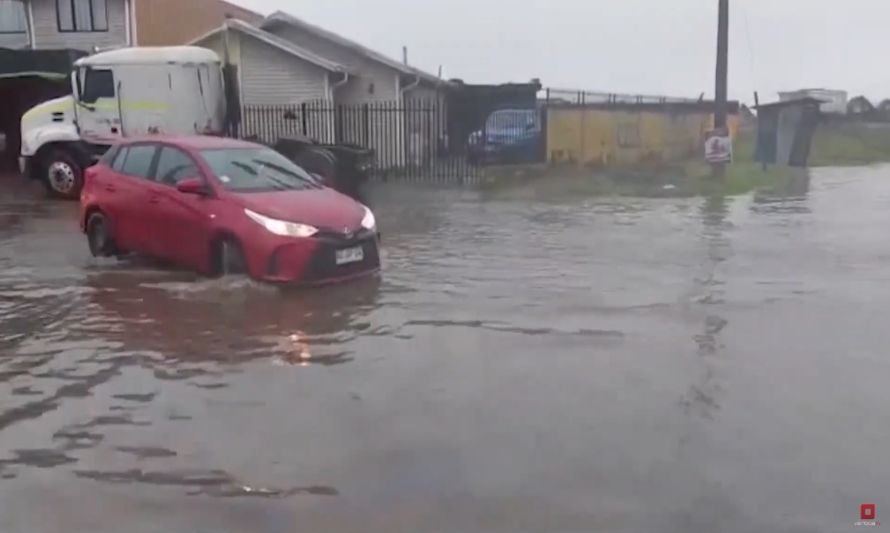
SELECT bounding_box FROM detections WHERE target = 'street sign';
[705,128,733,164]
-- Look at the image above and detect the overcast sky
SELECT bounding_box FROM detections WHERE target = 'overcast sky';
[230,0,889,104]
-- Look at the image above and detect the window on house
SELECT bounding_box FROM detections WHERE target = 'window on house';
[57,0,108,32]
[0,0,27,33]
[81,68,115,103]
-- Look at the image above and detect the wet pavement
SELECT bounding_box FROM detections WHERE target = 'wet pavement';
[1,167,889,532]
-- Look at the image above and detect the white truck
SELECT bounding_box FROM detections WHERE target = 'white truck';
[20,46,226,199]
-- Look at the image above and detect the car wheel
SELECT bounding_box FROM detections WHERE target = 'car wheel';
[218,238,247,276]
[43,149,84,200]
[87,212,118,258]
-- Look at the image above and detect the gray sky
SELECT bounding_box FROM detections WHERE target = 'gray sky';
[230,0,890,104]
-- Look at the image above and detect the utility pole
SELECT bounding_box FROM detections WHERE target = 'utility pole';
[710,0,730,177]
[714,0,729,130]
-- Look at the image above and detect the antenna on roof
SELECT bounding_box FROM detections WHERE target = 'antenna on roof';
[402,46,408,65]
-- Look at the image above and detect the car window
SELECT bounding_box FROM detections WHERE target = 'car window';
[111,146,128,172]
[101,145,120,167]
[154,147,200,186]
[119,145,157,179]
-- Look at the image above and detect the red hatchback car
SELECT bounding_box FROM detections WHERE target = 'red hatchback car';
[80,136,381,285]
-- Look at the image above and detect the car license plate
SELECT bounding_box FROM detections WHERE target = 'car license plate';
[336,246,364,265]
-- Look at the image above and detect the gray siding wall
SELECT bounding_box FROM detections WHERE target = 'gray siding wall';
[239,36,333,143]
[265,24,400,103]
[240,36,329,105]
[0,32,29,48]
[31,0,129,51]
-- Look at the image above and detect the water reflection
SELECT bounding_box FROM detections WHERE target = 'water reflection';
[81,270,383,366]
[751,171,811,215]
[681,194,731,420]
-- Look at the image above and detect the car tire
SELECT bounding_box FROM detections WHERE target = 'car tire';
[43,148,85,200]
[86,212,118,258]
[218,238,247,276]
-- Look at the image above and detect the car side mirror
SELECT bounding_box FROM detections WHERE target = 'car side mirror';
[176,177,209,195]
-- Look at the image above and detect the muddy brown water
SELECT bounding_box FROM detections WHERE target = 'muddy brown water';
[1,169,889,532]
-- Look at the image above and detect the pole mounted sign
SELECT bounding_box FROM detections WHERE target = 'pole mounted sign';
[705,127,733,164]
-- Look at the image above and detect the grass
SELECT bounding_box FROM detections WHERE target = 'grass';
[809,123,890,166]
[479,120,890,198]
[479,131,802,199]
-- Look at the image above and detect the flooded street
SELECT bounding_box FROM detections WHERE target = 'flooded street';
[1,167,889,532]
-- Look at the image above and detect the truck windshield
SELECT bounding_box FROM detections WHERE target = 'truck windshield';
[200,148,322,192]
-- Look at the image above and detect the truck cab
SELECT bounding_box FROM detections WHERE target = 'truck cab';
[20,46,226,199]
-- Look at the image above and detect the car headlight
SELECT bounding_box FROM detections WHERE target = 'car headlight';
[244,209,318,238]
[361,206,376,231]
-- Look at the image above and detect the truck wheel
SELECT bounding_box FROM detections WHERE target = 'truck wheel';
[43,149,84,200]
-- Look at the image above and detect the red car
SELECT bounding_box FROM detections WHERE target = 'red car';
[80,136,381,285]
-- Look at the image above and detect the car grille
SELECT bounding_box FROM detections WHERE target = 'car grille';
[302,229,380,281]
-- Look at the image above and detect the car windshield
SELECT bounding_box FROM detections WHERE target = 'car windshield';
[200,147,321,192]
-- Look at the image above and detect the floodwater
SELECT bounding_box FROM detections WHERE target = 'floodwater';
[1,167,888,533]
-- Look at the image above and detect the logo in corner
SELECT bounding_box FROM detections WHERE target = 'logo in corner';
[856,503,879,527]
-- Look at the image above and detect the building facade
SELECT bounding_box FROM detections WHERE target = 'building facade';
[0,0,135,51]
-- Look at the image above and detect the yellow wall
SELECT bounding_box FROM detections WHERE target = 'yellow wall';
[546,107,740,166]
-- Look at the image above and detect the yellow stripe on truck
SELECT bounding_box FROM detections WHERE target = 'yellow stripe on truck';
[21,101,170,123]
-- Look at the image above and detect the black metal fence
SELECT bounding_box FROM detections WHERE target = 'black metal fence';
[237,100,479,183]
[235,99,547,183]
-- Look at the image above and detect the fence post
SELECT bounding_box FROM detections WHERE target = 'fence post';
[300,102,308,135]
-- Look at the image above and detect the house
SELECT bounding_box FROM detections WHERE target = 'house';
[259,12,450,165]
[0,0,262,51]
[134,0,262,46]
[192,19,347,106]
[878,99,890,113]
[847,95,875,115]
[190,18,348,142]
[0,0,135,51]
[778,88,848,115]
[259,11,445,105]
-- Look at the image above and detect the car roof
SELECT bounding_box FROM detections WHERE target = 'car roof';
[117,135,264,150]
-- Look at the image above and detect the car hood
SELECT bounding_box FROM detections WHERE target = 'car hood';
[233,188,365,232]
